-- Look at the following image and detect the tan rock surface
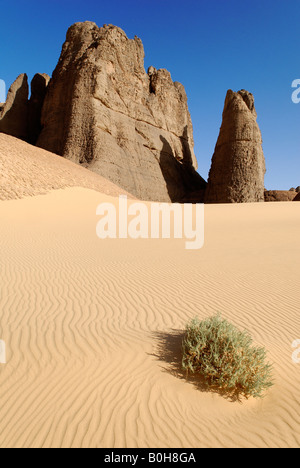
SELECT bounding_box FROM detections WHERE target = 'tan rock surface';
[264,190,297,202]
[205,89,266,203]
[37,22,206,202]
[0,73,50,144]
[0,74,29,140]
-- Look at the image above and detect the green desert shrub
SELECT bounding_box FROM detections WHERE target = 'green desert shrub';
[182,314,273,398]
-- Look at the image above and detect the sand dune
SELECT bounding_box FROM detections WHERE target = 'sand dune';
[0,133,132,200]
[0,185,299,448]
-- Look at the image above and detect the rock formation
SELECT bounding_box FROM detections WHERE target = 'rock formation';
[264,190,297,202]
[0,74,29,140]
[28,73,50,144]
[205,89,266,203]
[37,21,206,202]
[0,73,50,144]
[293,192,300,201]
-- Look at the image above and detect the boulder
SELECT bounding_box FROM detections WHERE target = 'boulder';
[37,22,206,202]
[205,89,266,203]
[264,190,297,202]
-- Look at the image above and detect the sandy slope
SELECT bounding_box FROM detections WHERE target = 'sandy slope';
[0,186,299,448]
[0,133,131,200]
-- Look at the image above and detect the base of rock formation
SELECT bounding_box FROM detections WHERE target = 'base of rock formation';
[293,192,300,201]
[264,190,298,202]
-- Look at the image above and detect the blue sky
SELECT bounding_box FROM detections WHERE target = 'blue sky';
[0,0,298,189]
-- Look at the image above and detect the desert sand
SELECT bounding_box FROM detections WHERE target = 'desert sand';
[0,136,299,448]
[0,133,131,200]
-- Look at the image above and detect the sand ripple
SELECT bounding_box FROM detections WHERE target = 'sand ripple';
[0,188,299,447]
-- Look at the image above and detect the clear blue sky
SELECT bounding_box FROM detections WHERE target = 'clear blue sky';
[0,0,299,189]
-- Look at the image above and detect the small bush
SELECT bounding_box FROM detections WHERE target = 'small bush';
[182,314,273,399]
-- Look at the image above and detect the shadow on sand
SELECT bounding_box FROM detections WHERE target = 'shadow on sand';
[151,329,244,403]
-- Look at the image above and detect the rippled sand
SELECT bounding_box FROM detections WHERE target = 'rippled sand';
[0,183,299,447]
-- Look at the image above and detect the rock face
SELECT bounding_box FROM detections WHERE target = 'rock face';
[0,74,29,140]
[37,21,206,202]
[293,192,300,201]
[0,73,50,143]
[205,89,266,203]
[28,73,50,144]
[264,190,297,202]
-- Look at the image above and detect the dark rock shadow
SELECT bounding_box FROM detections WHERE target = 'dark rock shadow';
[28,74,49,145]
[159,128,207,203]
[151,329,244,403]
[180,125,193,166]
